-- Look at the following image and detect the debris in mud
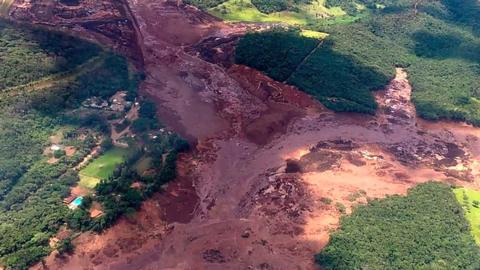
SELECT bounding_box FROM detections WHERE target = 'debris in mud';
[187,35,242,67]
[248,174,312,227]
[386,139,468,174]
[345,152,367,166]
[202,249,226,263]
[241,228,253,238]
[444,167,474,182]
[256,262,274,270]
[312,139,358,152]
[285,159,302,173]
[298,151,342,172]
[375,68,416,131]
[285,140,364,173]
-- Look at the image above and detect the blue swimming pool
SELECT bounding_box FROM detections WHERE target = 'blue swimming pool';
[71,196,83,207]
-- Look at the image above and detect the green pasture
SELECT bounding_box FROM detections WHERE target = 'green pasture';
[454,187,480,245]
[79,147,132,188]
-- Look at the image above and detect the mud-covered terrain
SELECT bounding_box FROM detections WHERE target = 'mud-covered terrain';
[8,0,143,64]
[5,0,478,269]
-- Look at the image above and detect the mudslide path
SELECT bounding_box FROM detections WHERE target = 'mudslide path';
[30,1,480,269]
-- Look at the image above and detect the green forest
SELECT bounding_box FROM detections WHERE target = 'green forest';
[250,0,312,13]
[235,29,319,81]
[0,19,187,269]
[0,20,99,90]
[316,182,480,269]
[233,0,480,122]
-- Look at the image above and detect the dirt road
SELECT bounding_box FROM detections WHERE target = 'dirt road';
[28,1,480,270]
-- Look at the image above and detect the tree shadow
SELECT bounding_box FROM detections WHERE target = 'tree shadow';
[441,0,480,36]
[0,18,100,90]
[412,31,480,63]
[287,40,392,114]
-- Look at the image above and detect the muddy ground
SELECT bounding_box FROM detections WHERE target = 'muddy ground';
[11,0,480,269]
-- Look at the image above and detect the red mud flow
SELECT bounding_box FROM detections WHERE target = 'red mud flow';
[20,1,480,269]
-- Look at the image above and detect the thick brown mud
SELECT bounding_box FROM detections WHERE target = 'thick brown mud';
[21,1,480,270]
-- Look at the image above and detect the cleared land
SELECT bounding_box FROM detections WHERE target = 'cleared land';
[208,0,345,24]
[454,187,480,245]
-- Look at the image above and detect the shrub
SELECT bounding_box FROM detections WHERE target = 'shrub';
[335,202,346,214]
[320,197,333,205]
[53,149,66,158]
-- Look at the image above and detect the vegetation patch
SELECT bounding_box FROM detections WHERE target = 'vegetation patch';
[300,29,328,39]
[78,175,101,190]
[235,29,320,82]
[313,0,480,123]
[134,156,153,175]
[0,19,185,270]
[236,29,390,113]
[0,20,100,91]
[184,0,229,9]
[251,0,312,14]
[316,182,480,269]
[208,0,344,25]
[80,147,132,183]
[235,0,480,122]
[454,187,480,245]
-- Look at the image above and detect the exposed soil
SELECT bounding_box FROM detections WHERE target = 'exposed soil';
[20,1,480,270]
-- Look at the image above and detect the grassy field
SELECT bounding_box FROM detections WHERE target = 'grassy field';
[208,0,345,25]
[79,147,132,188]
[454,187,480,245]
[300,29,328,39]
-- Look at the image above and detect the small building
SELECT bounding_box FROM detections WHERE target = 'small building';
[51,144,62,151]
[63,195,76,204]
[131,182,143,189]
[90,209,103,218]
[82,96,108,109]
[109,91,129,112]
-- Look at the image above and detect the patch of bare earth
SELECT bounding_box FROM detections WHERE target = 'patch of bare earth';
[25,1,480,270]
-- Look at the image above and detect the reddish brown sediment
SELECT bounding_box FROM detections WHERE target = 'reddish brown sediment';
[19,1,480,269]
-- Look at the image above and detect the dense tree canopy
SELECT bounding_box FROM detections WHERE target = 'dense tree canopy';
[235,0,480,122]
[317,182,480,269]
